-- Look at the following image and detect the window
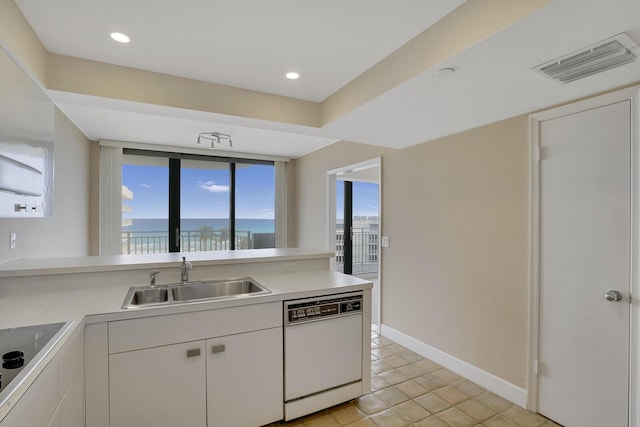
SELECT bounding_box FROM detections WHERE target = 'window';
[121,150,275,254]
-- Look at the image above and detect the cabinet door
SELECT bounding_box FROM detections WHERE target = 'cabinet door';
[0,361,58,427]
[59,371,84,427]
[207,328,283,427]
[109,341,206,427]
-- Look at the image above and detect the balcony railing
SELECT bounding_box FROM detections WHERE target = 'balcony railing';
[121,230,275,255]
[335,228,379,274]
[121,227,380,275]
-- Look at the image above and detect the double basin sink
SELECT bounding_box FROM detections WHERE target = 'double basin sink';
[122,277,270,309]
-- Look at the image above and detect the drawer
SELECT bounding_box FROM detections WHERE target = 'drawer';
[108,302,281,353]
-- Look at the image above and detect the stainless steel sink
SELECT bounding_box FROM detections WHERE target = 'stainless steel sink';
[172,278,268,302]
[130,288,169,305]
[121,277,270,309]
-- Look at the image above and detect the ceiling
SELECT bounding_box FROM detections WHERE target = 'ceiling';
[13,0,640,158]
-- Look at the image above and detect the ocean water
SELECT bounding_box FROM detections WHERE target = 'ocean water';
[122,218,274,236]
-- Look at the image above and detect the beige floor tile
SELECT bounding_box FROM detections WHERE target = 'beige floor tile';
[453,380,486,398]
[345,418,378,427]
[434,385,470,405]
[413,373,447,392]
[371,375,392,391]
[304,412,341,427]
[399,350,424,363]
[395,380,428,398]
[332,402,366,425]
[483,414,519,427]
[379,369,410,385]
[501,406,546,427]
[372,360,394,374]
[455,399,496,422]
[393,400,430,423]
[373,347,395,359]
[385,343,408,355]
[370,408,408,427]
[414,392,451,414]
[411,415,450,427]
[397,362,431,379]
[412,359,441,373]
[375,387,411,406]
[385,355,411,368]
[436,407,477,427]
[474,392,513,413]
[375,337,394,346]
[430,368,462,384]
[357,394,389,415]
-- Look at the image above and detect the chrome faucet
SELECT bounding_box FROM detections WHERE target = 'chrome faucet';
[180,256,192,283]
[149,270,160,288]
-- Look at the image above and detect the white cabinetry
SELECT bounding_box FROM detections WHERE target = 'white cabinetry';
[0,325,84,427]
[109,341,206,427]
[207,328,282,427]
[107,302,283,427]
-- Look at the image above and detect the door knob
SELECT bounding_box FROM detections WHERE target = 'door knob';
[604,290,623,302]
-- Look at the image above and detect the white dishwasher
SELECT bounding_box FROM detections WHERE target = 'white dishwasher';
[284,291,363,420]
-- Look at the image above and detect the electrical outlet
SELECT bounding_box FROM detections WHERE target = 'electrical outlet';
[10,233,16,250]
[283,263,297,273]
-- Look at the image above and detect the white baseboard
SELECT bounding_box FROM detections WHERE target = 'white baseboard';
[380,324,527,408]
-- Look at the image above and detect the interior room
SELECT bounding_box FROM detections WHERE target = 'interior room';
[0,1,639,426]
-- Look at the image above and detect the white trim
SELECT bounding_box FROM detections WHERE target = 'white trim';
[380,324,527,408]
[528,85,640,427]
[326,157,382,330]
[99,139,290,163]
[274,161,287,248]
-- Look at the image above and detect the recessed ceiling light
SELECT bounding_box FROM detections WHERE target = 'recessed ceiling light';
[110,32,130,43]
[286,72,300,80]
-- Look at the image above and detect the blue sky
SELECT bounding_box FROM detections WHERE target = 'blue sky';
[336,181,380,220]
[122,163,275,219]
[123,163,379,220]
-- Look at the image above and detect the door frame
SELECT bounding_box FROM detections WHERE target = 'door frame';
[327,157,382,330]
[527,86,640,426]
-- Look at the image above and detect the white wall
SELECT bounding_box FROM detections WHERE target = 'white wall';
[291,116,529,388]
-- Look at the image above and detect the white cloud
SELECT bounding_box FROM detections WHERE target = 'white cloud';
[140,183,151,188]
[198,181,230,193]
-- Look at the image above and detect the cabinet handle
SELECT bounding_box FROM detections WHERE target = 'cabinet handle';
[211,344,226,354]
[186,348,201,358]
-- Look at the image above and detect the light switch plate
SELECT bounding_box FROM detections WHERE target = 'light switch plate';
[381,236,390,248]
[10,232,16,249]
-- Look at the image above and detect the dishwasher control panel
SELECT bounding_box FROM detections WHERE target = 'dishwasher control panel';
[286,294,362,325]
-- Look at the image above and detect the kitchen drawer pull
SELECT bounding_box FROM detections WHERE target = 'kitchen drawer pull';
[211,344,226,354]
[186,348,201,358]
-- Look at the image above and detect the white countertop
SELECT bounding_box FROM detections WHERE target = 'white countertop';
[0,247,334,278]
[0,255,372,422]
[0,269,372,329]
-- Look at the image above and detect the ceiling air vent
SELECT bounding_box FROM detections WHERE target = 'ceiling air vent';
[533,33,639,84]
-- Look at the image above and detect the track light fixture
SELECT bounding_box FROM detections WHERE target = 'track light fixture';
[196,132,233,149]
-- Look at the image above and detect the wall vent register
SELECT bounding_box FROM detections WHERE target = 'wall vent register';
[533,33,639,84]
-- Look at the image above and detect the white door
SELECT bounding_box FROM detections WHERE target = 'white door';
[538,100,631,426]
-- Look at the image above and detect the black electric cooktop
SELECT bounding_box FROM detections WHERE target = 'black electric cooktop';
[0,322,66,394]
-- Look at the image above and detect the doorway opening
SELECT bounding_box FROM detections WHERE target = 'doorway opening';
[327,158,381,330]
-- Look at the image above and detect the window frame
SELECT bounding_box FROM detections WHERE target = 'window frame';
[121,148,276,254]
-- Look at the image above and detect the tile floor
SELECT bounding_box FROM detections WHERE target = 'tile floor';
[269,330,562,427]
